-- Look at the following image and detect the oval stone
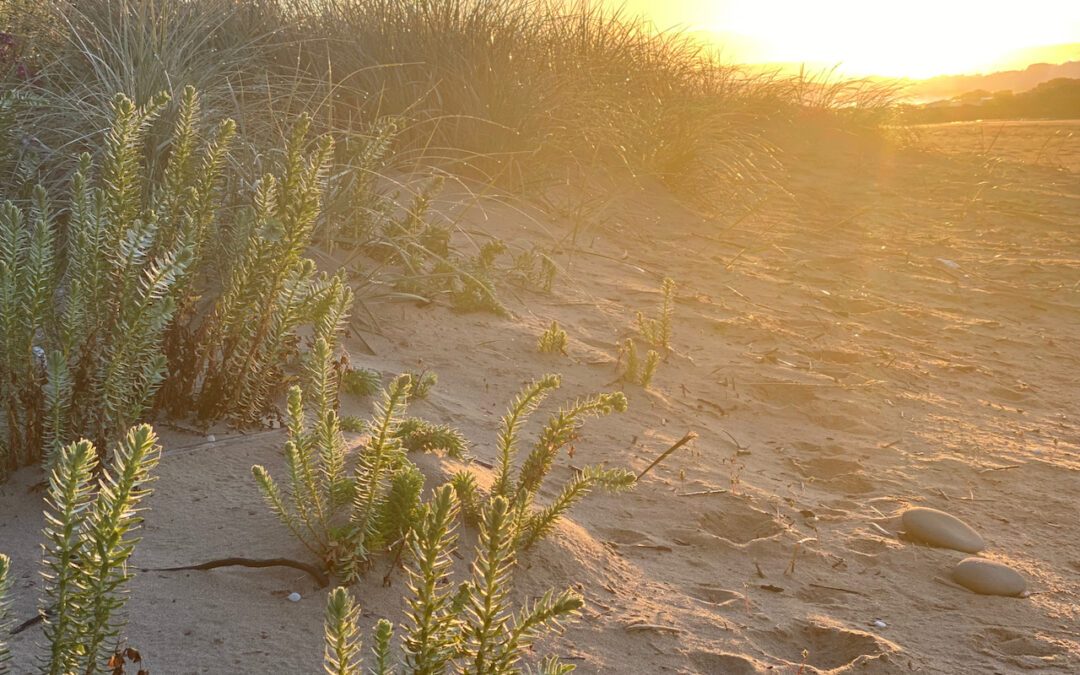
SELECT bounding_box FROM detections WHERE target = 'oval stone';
[952,558,1026,597]
[901,507,985,553]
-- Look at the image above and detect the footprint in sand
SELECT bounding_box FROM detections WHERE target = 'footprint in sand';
[791,456,876,495]
[598,527,652,546]
[973,627,1073,670]
[688,650,763,674]
[752,619,901,673]
[795,585,857,607]
[846,535,899,557]
[690,585,745,607]
[696,494,783,545]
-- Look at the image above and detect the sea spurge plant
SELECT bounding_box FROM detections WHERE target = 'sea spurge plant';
[396,418,469,459]
[537,321,568,356]
[0,87,234,476]
[324,587,364,675]
[502,383,628,505]
[320,490,583,675]
[618,338,659,388]
[0,553,12,673]
[376,463,426,553]
[452,375,637,550]
[637,277,676,350]
[459,496,521,672]
[176,115,340,425]
[506,388,633,549]
[340,415,468,460]
[40,425,161,675]
[253,373,419,580]
[370,618,395,674]
[0,189,54,470]
[450,471,482,527]
[489,375,563,501]
[347,375,413,572]
[516,464,636,550]
[260,368,629,582]
[342,367,382,397]
[450,240,510,315]
[511,248,557,293]
[405,370,438,400]
[41,439,98,675]
[402,485,461,674]
[252,387,348,567]
[0,83,357,477]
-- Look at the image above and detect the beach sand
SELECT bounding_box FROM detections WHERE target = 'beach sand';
[2,123,1079,673]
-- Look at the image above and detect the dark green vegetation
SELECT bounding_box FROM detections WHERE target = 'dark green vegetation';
[906,78,1080,123]
[0,86,348,477]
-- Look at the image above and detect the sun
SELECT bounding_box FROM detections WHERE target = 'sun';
[619,0,1080,78]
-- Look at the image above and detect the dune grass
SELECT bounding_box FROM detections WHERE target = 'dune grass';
[0,1,905,321]
[1,0,903,197]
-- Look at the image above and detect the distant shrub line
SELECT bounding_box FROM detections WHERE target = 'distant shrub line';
[905,77,1080,124]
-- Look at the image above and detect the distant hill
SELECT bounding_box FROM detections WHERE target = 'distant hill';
[679,32,1080,119]
[905,52,1080,103]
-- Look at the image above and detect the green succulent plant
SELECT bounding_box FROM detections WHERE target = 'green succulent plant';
[321,489,583,675]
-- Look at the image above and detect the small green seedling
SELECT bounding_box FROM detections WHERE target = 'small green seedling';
[538,320,569,355]
[342,367,382,397]
[618,338,659,387]
[637,277,676,350]
[406,370,438,399]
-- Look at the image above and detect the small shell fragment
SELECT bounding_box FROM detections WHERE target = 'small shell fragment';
[287,592,301,602]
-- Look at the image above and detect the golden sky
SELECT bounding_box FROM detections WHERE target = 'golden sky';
[617,0,1080,78]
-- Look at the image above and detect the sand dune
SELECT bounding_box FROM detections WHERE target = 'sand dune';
[2,124,1079,673]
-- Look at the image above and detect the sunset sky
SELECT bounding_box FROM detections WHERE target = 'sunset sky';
[618,0,1080,78]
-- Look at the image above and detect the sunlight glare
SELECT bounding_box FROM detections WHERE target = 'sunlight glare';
[621,0,1080,78]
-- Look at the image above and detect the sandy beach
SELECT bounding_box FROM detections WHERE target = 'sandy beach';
[2,121,1078,673]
